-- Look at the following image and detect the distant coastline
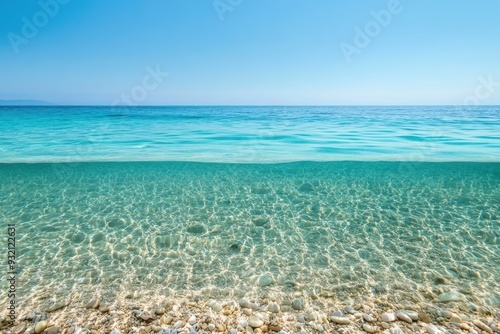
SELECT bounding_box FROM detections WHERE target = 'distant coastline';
[0,99,53,106]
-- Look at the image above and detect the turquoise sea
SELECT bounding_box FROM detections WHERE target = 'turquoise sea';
[0,106,499,315]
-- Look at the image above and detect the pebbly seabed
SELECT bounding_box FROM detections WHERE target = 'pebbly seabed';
[1,293,499,334]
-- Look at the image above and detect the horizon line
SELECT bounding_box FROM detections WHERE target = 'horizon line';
[2,104,500,107]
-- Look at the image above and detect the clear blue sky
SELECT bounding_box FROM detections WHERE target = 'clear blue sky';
[1,0,499,105]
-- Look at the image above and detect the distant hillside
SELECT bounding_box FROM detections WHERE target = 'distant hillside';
[0,99,54,106]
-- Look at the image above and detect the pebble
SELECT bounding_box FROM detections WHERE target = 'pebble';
[426,324,444,334]
[269,324,282,332]
[297,313,305,323]
[242,308,253,316]
[396,311,413,324]
[47,301,69,312]
[329,316,350,325]
[240,299,252,308]
[163,315,173,325]
[248,316,264,328]
[208,299,222,312]
[208,324,215,331]
[459,314,470,322]
[381,322,391,329]
[401,310,419,321]
[47,326,60,334]
[363,313,376,322]
[332,311,343,317]
[254,329,263,334]
[389,326,402,334]
[268,302,280,313]
[187,224,207,234]
[442,310,452,319]
[320,291,334,298]
[258,275,273,287]
[84,299,100,309]
[473,320,493,334]
[110,330,121,334]
[298,182,314,192]
[437,291,465,302]
[188,315,197,325]
[345,306,356,314]
[155,307,166,315]
[363,324,378,333]
[382,313,397,322]
[35,321,47,334]
[11,324,26,334]
[292,299,303,310]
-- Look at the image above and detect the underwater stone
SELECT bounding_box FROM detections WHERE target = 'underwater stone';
[298,182,314,192]
[229,242,243,252]
[437,291,465,302]
[47,301,69,312]
[239,299,252,308]
[268,302,280,313]
[257,275,273,287]
[472,320,493,334]
[207,299,222,311]
[396,311,413,323]
[47,327,60,334]
[345,306,355,314]
[401,310,419,321]
[155,235,177,248]
[291,299,303,310]
[187,224,207,234]
[84,299,99,309]
[252,217,269,227]
[35,321,47,334]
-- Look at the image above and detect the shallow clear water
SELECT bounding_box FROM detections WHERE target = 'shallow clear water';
[0,106,499,314]
[1,161,499,311]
